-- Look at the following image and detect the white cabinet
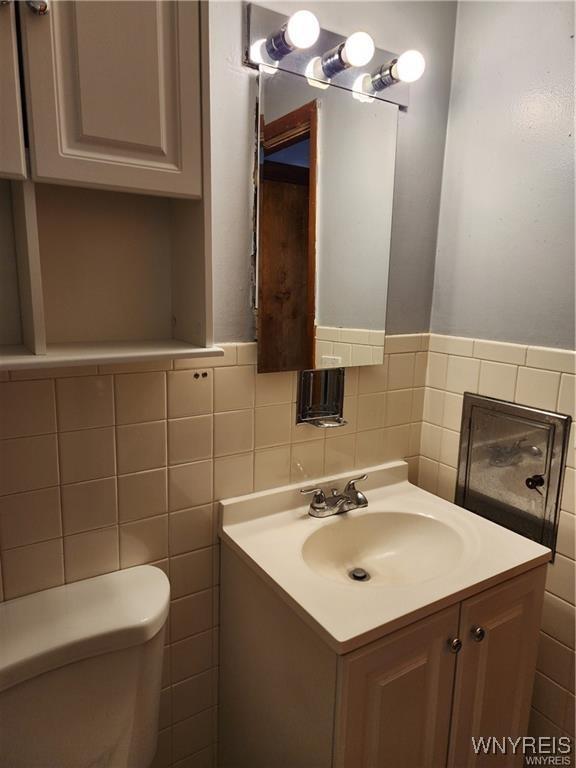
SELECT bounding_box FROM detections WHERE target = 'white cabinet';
[448,569,546,768]
[19,0,202,197]
[335,607,459,768]
[219,545,547,768]
[0,2,217,369]
[336,567,546,768]
[0,179,218,369]
[0,2,27,179]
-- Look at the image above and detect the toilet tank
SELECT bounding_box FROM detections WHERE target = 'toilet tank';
[0,565,170,768]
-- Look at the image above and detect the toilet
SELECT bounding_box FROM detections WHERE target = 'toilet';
[0,565,170,768]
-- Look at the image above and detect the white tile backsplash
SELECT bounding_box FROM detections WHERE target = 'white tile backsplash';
[422,333,575,745]
[315,326,389,369]
[254,404,292,449]
[351,345,374,367]
[526,347,576,375]
[1,332,573,759]
[426,352,448,389]
[357,393,386,431]
[478,360,518,401]
[429,334,474,357]
[558,375,575,418]
[473,339,527,365]
[0,380,56,439]
[254,445,291,491]
[516,367,561,410]
[445,355,480,394]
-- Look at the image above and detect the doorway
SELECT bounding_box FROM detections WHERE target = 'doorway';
[258,100,317,373]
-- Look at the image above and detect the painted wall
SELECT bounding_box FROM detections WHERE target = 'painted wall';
[208,2,259,343]
[432,2,575,350]
[209,1,458,341]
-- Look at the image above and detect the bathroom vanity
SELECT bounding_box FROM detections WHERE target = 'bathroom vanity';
[218,461,549,768]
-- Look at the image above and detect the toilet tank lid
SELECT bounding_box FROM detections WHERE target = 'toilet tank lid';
[0,565,170,693]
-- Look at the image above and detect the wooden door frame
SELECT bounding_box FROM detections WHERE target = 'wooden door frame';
[260,100,318,369]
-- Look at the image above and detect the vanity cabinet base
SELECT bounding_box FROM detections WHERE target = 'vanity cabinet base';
[219,544,546,768]
[219,545,337,768]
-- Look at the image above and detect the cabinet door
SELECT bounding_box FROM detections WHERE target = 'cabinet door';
[0,2,27,179]
[335,606,460,768]
[20,0,202,197]
[448,567,547,768]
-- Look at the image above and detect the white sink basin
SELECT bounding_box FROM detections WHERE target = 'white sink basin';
[219,461,550,652]
[302,511,464,586]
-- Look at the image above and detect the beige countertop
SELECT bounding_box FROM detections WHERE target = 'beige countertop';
[219,461,550,654]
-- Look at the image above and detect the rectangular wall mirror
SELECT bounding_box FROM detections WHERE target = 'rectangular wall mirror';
[255,68,399,373]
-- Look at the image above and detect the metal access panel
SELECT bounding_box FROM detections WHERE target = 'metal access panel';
[456,394,571,556]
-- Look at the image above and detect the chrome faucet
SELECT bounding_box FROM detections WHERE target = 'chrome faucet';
[300,475,368,518]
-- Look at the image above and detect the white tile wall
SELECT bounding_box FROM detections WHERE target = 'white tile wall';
[0,332,573,763]
[419,334,575,747]
[314,326,388,367]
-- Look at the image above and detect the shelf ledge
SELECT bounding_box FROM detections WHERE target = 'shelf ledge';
[0,341,224,371]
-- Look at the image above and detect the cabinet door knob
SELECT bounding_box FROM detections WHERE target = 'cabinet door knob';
[26,0,49,15]
[471,626,486,642]
[448,637,462,654]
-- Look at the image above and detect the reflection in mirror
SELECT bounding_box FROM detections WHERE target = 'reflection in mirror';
[256,69,398,373]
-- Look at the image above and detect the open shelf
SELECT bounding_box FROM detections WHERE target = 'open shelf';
[1,340,223,371]
[0,180,216,371]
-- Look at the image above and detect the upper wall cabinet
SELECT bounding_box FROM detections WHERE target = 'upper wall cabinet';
[1,1,217,371]
[0,2,27,180]
[19,0,202,197]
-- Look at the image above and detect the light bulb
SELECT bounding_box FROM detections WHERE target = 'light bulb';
[249,38,279,74]
[392,50,426,83]
[342,32,375,68]
[305,57,330,89]
[285,10,320,50]
[352,74,375,103]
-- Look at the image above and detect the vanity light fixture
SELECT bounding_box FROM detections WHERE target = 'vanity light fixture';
[320,31,375,78]
[370,49,426,91]
[264,10,320,60]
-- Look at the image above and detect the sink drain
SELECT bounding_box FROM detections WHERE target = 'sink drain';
[349,567,370,582]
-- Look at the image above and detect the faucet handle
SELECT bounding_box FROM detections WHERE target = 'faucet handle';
[344,474,367,493]
[300,486,327,507]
